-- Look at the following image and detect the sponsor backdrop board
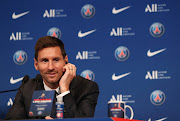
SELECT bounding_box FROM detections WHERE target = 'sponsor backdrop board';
[0,0,179,121]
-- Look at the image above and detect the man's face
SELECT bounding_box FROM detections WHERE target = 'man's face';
[34,46,68,89]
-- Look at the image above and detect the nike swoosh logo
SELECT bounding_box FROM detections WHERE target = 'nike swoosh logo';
[78,29,96,38]
[147,48,166,57]
[112,72,131,81]
[12,11,30,19]
[148,117,167,121]
[112,6,131,14]
[10,77,23,84]
[156,117,167,121]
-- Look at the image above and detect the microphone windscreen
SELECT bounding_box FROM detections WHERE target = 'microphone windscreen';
[35,74,42,82]
[22,75,29,84]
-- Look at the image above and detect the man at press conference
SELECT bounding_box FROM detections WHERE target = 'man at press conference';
[5,36,99,120]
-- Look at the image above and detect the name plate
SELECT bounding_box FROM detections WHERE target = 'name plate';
[29,90,55,117]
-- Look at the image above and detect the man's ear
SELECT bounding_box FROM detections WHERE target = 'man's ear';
[34,58,39,71]
[64,55,68,64]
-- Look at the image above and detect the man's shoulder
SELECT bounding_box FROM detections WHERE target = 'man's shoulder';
[73,75,95,83]
[22,75,43,91]
[24,77,38,86]
[72,75,99,89]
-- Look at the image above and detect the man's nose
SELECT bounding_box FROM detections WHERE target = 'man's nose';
[48,61,55,70]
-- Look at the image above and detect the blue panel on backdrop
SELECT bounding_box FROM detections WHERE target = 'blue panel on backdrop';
[0,0,179,121]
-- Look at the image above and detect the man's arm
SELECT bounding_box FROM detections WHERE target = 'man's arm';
[58,63,99,118]
[5,86,28,120]
[63,81,99,118]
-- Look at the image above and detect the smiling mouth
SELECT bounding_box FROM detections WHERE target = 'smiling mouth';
[47,72,56,77]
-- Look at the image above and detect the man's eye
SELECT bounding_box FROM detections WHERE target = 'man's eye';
[54,59,59,62]
[42,59,48,62]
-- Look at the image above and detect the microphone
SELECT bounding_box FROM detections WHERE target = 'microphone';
[21,75,29,84]
[0,75,29,93]
[35,74,42,82]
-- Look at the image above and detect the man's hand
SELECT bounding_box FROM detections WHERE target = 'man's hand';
[59,63,76,93]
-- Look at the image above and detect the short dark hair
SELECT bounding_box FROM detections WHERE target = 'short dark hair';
[35,36,66,60]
